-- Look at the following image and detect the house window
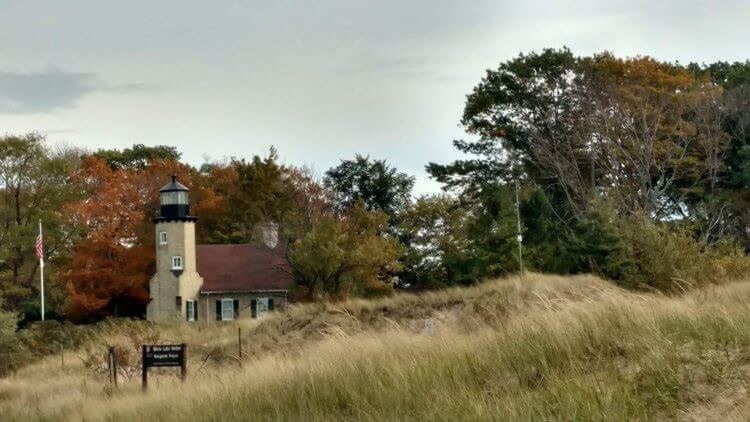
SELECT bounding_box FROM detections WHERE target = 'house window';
[221,299,234,321]
[159,231,168,245]
[251,298,275,319]
[172,256,183,270]
[186,300,197,322]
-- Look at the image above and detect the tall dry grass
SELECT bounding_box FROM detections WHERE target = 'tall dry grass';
[3,273,750,421]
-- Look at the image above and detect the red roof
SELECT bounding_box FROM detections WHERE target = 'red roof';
[196,244,294,293]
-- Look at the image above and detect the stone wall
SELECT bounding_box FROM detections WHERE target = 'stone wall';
[148,220,203,323]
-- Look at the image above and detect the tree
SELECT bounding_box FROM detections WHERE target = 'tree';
[430,50,737,224]
[203,148,296,244]
[62,237,152,321]
[427,48,581,203]
[425,49,747,290]
[691,61,750,247]
[137,158,225,246]
[398,195,470,288]
[0,133,82,314]
[281,166,335,241]
[59,154,229,321]
[290,202,402,299]
[578,54,719,218]
[462,184,525,278]
[93,144,181,170]
[61,158,153,321]
[324,155,415,225]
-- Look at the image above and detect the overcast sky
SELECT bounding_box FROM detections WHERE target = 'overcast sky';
[1,1,749,193]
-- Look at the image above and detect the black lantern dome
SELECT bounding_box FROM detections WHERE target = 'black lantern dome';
[154,175,197,222]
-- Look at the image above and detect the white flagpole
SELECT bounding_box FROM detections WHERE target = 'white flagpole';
[39,219,45,321]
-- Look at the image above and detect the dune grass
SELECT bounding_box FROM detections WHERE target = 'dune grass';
[3,274,750,421]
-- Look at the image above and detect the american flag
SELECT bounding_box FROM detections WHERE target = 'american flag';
[35,232,43,260]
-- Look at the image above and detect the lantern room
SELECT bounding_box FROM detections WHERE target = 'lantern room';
[155,175,196,222]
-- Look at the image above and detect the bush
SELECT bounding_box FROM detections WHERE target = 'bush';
[0,303,22,376]
[0,317,156,378]
[605,215,750,291]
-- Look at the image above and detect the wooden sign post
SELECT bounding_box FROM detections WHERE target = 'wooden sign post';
[142,343,187,392]
[238,326,242,368]
[108,347,118,388]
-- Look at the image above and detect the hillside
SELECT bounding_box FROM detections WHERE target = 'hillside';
[3,273,750,421]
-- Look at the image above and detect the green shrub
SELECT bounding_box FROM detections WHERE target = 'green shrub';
[605,215,750,291]
[0,302,21,376]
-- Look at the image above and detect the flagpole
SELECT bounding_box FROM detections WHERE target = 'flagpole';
[39,219,45,321]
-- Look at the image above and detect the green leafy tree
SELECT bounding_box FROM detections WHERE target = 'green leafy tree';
[324,155,415,225]
[427,48,581,201]
[429,49,731,220]
[290,202,402,299]
[398,195,471,288]
[462,184,524,279]
[425,49,748,291]
[92,144,181,170]
[689,61,750,246]
[204,148,295,244]
[0,134,82,314]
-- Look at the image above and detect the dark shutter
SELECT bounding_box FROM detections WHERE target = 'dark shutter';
[233,299,240,319]
[195,300,199,321]
[268,298,275,311]
[215,300,221,321]
[251,299,257,318]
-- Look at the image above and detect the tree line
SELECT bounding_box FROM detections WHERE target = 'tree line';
[2,47,750,324]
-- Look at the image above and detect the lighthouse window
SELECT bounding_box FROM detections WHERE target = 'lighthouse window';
[159,231,168,245]
[161,191,188,205]
[186,300,197,322]
[172,256,183,270]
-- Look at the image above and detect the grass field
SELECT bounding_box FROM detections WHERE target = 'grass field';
[3,273,750,421]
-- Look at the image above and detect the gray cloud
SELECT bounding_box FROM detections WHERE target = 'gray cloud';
[0,68,96,114]
[0,68,157,114]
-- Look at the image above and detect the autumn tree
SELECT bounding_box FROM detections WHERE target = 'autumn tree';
[281,166,335,241]
[577,55,716,217]
[426,49,748,290]
[429,49,735,221]
[61,158,153,321]
[60,150,226,321]
[138,158,225,246]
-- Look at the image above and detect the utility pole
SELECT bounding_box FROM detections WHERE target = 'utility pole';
[37,220,45,321]
[514,179,524,275]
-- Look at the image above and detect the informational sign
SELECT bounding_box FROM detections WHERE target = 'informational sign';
[142,343,187,391]
[256,297,269,318]
[143,344,185,368]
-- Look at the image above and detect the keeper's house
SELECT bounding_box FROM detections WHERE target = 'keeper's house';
[146,176,293,323]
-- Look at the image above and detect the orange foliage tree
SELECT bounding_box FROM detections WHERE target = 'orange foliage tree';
[61,157,227,321]
[61,158,153,321]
